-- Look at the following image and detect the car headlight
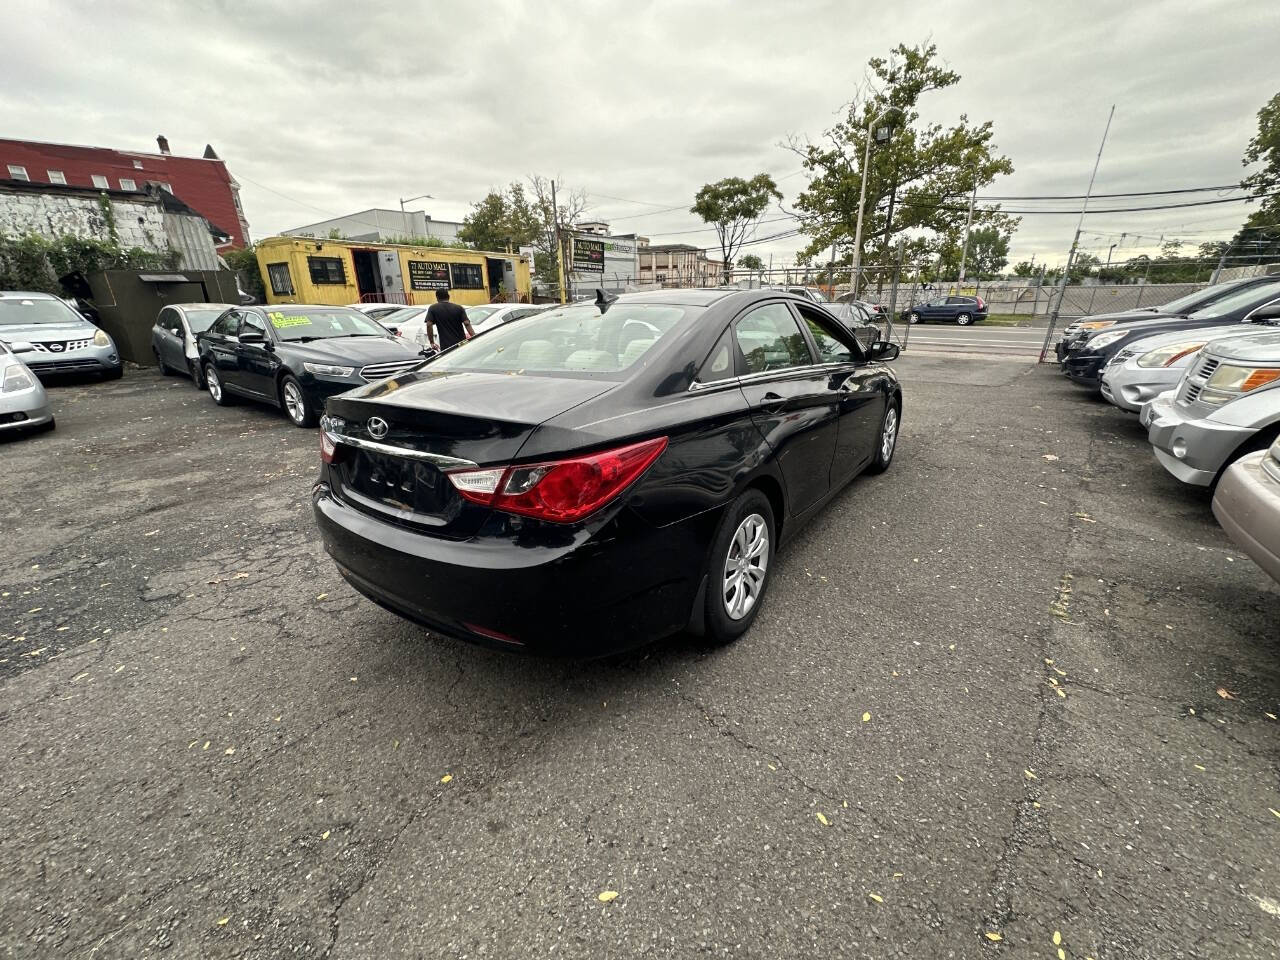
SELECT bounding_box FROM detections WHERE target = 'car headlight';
[1136,341,1205,369]
[1198,363,1280,405]
[93,328,110,347]
[2,366,35,393]
[303,361,354,377]
[1085,330,1126,350]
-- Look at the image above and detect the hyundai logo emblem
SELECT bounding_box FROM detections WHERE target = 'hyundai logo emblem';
[366,417,389,439]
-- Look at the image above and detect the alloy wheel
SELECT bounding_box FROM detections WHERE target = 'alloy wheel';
[207,367,221,402]
[909,312,920,324]
[722,513,769,621]
[283,380,306,424]
[881,406,899,463]
[957,313,973,325]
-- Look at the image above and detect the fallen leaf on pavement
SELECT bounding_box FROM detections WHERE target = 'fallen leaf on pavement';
[985,931,1003,941]
[861,712,871,723]
[597,890,618,903]
[321,830,331,840]
[1024,769,1037,780]
[1042,454,1059,461]
[216,917,229,926]
[316,593,328,600]
[815,812,830,826]
[1053,931,1062,945]
[1216,687,1235,700]
[1270,808,1280,819]
[224,747,235,755]
[440,773,453,784]
[868,892,883,903]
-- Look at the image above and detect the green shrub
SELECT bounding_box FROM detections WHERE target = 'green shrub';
[0,232,178,295]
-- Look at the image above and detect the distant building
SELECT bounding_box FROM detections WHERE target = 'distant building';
[567,222,641,293]
[0,178,225,271]
[282,208,463,244]
[637,243,723,286]
[0,135,249,248]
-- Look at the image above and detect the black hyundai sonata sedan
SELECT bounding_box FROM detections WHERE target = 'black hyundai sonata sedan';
[313,289,902,656]
[197,305,427,427]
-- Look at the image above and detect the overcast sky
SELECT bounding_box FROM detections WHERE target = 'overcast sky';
[5,0,1277,269]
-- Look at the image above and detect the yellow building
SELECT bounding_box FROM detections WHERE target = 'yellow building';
[254,236,532,307]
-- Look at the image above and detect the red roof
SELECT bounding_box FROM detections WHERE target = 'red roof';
[0,137,248,248]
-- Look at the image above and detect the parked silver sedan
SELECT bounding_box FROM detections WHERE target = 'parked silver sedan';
[0,339,54,434]
[1141,329,1280,487]
[1213,435,1280,585]
[152,303,235,387]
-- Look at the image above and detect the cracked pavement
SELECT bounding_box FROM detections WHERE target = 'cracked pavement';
[1,357,1277,959]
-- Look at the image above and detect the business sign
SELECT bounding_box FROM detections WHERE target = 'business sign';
[571,236,605,274]
[407,260,450,290]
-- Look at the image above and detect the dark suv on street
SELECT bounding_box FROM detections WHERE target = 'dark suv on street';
[902,295,987,325]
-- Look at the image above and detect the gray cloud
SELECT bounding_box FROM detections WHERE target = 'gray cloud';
[3,0,1277,268]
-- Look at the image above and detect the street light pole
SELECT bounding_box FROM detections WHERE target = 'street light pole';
[850,107,896,298]
[398,193,435,237]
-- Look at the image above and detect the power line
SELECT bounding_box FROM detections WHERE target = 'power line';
[978,184,1243,201]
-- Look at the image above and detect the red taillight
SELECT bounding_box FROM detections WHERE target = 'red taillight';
[976,296,985,309]
[446,436,668,523]
[320,430,341,464]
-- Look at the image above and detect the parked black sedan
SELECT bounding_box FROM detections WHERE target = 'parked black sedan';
[313,289,902,656]
[1061,279,1280,391]
[197,305,428,427]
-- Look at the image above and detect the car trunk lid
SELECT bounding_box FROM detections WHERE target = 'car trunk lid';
[323,368,614,536]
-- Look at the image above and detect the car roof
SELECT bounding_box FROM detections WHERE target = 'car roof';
[0,291,61,300]
[171,302,235,311]
[246,303,359,313]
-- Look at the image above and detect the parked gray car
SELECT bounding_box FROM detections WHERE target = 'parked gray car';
[1100,306,1280,413]
[1141,329,1280,487]
[0,339,54,434]
[152,302,235,387]
[0,291,121,379]
[1212,435,1280,585]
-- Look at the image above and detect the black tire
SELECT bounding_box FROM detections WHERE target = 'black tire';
[867,400,901,474]
[908,311,921,324]
[204,362,235,406]
[279,374,315,428]
[956,313,973,326]
[703,489,776,645]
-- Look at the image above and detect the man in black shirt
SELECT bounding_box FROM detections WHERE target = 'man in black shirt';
[425,288,474,352]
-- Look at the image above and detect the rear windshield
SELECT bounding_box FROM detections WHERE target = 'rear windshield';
[264,308,388,341]
[380,307,425,325]
[430,302,700,377]
[185,309,225,333]
[1157,283,1247,315]
[1189,281,1280,320]
[0,298,82,325]
[466,305,503,324]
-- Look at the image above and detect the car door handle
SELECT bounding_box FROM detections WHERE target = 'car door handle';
[757,392,786,412]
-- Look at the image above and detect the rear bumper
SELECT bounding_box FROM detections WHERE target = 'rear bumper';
[312,485,715,657]
[1212,451,1280,584]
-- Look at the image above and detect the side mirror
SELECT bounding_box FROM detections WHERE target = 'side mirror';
[239,330,267,344]
[868,340,900,362]
[1248,303,1280,324]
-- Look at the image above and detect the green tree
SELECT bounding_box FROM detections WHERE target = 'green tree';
[787,41,1016,293]
[458,183,541,252]
[527,176,589,291]
[935,224,1011,279]
[222,244,264,300]
[1229,92,1280,265]
[737,253,764,271]
[691,174,782,283]
[1012,260,1039,278]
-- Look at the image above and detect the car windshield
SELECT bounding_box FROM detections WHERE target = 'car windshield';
[0,298,82,325]
[430,302,699,377]
[466,305,503,324]
[1156,285,1243,315]
[264,307,388,341]
[185,309,225,333]
[1188,281,1280,320]
[380,307,424,325]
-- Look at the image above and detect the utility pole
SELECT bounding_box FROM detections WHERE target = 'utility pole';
[1210,241,1231,285]
[551,179,566,304]
[851,107,896,298]
[957,179,978,289]
[1039,104,1115,364]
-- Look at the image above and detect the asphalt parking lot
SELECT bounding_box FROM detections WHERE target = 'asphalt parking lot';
[2,358,1277,959]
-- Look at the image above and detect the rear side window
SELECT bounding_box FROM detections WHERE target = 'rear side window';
[735,303,812,374]
[698,328,738,384]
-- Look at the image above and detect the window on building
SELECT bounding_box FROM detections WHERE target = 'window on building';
[7,165,29,181]
[267,262,295,296]
[307,256,346,285]
[46,170,66,185]
[132,159,144,169]
[119,178,136,191]
[91,174,109,188]
[449,262,485,290]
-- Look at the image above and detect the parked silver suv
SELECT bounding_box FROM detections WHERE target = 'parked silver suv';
[1141,330,1280,486]
[0,291,121,379]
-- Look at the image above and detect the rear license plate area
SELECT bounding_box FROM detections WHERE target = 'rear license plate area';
[342,449,451,517]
